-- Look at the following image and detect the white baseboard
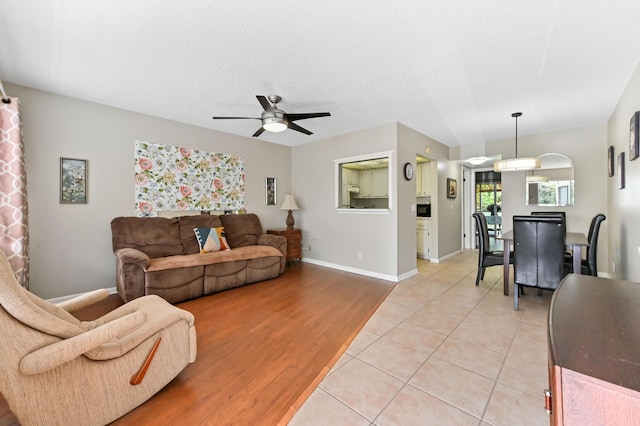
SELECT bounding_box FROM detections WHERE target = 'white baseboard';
[301,258,403,283]
[431,249,463,264]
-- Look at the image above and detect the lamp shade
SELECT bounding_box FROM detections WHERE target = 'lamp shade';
[280,194,299,211]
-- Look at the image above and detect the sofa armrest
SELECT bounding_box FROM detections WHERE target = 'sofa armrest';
[114,248,151,302]
[257,234,287,256]
[257,234,287,274]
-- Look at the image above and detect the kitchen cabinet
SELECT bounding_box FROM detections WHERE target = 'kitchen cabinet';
[340,169,352,207]
[346,169,360,185]
[417,162,434,196]
[359,168,388,198]
[416,218,430,259]
[340,168,363,207]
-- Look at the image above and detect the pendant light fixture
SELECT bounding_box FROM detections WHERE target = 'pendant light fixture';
[493,112,540,172]
[526,170,548,182]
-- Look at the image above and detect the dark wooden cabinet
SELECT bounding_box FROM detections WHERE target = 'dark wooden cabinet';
[548,274,640,425]
[267,228,302,263]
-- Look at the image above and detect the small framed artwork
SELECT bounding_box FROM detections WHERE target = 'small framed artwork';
[60,158,88,204]
[618,152,625,189]
[265,177,277,205]
[608,145,615,177]
[630,111,640,161]
[447,178,457,199]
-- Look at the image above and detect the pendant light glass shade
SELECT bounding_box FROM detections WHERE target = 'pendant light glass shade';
[493,112,540,172]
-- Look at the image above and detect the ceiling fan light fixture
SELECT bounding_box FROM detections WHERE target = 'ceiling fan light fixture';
[494,112,540,172]
[262,116,288,132]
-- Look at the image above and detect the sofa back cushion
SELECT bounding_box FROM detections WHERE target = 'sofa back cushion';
[178,215,223,254]
[219,213,263,248]
[111,217,184,258]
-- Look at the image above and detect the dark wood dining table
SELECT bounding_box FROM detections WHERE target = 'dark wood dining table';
[497,230,589,295]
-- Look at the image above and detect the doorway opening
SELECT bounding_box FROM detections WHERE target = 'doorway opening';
[475,171,502,249]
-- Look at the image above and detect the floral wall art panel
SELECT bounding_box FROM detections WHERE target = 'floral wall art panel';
[134,141,245,216]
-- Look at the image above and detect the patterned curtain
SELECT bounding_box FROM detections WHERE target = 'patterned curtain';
[0,97,30,288]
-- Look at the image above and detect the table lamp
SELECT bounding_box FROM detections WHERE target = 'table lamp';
[280,195,300,230]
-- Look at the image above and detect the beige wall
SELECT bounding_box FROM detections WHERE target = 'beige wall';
[607,62,640,281]
[9,84,291,299]
[291,122,455,281]
[291,123,400,279]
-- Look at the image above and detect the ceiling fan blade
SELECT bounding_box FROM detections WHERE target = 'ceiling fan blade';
[256,95,274,112]
[288,122,313,135]
[212,116,261,120]
[252,127,266,137]
[285,112,331,122]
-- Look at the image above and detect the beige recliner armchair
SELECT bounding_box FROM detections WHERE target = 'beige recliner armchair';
[0,250,197,425]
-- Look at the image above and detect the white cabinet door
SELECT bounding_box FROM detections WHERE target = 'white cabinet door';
[358,169,387,197]
[359,170,372,197]
[417,230,425,255]
[416,163,423,196]
[348,169,360,185]
[371,168,388,197]
[341,169,350,207]
[418,162,431,196]
[417,220,431,259]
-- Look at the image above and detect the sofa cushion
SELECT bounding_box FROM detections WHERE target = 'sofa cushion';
[194,227,230,253]
[145,246,283,272]
[111,217,183,258]
[219,213,263,248]
[178,215,224,254]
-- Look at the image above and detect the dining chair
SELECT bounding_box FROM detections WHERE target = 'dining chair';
[472,212,512,286]
[567,213,606,276]
[512,215,568,310]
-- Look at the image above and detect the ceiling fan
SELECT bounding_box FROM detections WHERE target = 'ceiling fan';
[212,95,331,137]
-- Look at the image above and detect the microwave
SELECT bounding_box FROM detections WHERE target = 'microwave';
[417,204,431,217]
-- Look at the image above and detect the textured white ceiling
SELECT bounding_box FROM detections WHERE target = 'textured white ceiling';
[1,1,640,147]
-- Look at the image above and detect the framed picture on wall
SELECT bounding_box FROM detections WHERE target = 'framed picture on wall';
[447,178,457,199]
[265,177,277,205]
[630,111,640,161]
[60,158,88,204]
[618,152,625,189]
[608,145,615,177]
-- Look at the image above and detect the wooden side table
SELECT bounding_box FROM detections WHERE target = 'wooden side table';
[267,228,302,263]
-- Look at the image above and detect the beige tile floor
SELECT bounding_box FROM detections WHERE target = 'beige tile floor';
[289,250,552,426]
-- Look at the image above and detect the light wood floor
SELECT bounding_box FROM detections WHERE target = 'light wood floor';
[0,263,395,425]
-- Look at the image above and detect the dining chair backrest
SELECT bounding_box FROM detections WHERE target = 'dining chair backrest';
[586,213,606,276]
[473,212,491,258]
[531,211,566,236]
[513,215,565,290]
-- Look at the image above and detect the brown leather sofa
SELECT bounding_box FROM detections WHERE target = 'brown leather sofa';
[111,213,287,303]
